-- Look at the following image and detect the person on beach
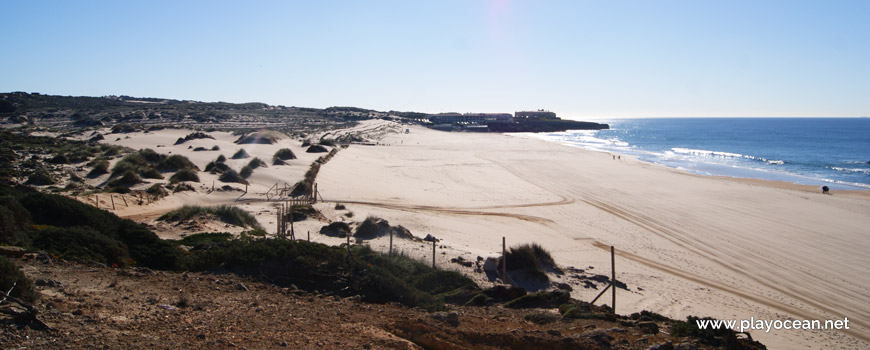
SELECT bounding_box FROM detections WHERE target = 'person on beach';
[821,185,830,194]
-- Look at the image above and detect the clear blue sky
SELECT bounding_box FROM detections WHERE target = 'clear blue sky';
[2,0,868,118]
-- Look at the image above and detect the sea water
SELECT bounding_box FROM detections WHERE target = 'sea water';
[535,118,870,190]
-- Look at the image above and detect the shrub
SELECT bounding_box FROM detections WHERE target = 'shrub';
[354,216,385,239]
[239,166,253,179]
[146,184,168,198]
[24,171,56,186]
[87,159,109,177]
[0,196,31,245]
[48,153,70,164]
[158,155,198,172]
[235,131,282,144]
[169,169,200,183]
[219,169,247,184]
[158,205,263,230]
[499,243,560,283]
[320,222,351,237]
[211,145,220,151]
[174,132,215,145]
[273,148,297,160]
[306,145,328,153]
[12,187,181,270]
[172,183,195,192]
[272,157,287,166]
[231,149,249,159]
[175,232,232,246]
[205,161,230,174]
[247,157,267,169]
[0,256,36,303]
[139,167,164,179]
[31,226,128,266]
[216,154,227,162]
[107,170,142,187]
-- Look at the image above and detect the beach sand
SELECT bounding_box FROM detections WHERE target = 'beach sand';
[91,121,869,349]
[313,123,870,349]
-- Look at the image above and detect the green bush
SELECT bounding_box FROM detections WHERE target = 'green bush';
[87,159,109,177]
[169,169,200,183]
[239,165,253,179]
[499,243,560,283]
[158,154,198,172]
[139,167,164,179]
[216,154,227,162]
[174,232,232,246]
[146,184,168,198]
[0,256,36,303]
[31,226,128,266]
[273,148,297,160]
[306,145,328,153]
[158,205,263,230]
[17,190,181,270]
[231,149,249,159]
[24,171,56,186]
[107,170,142,187]
[0,196,31,245]
[247,157,267,169]
[218,169,247,184]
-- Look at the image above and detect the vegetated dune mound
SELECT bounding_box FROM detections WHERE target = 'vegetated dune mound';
[234,130,286,145]
[320,222,351,238]
[353,216,415,240]
[306,145,329,153]
[174,131,215,145]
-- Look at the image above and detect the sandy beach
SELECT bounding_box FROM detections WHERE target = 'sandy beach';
[309,122,870,349]
[89,121,870,349]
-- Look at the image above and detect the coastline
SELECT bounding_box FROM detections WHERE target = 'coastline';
[315,123,870,349]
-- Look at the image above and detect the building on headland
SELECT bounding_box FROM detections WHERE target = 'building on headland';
[428,113,513,125]
[514,110,556,119]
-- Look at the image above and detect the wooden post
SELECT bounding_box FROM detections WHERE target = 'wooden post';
[611,245,616,314]
[212,180,215,192]
[389,228,393,257]
[307,230,310,242]
[121,195,128,207]
[501,237,506,282]
[346,232,351,256]
[276,207,281,238]
[110,195,116,210]
[290,213,295,240]
[432,239,436,269]
[313,183,318,203]
[94,195,99,209]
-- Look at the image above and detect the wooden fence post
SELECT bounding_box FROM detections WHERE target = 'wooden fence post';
[432,239,436,269]
[389,228,393,257]
[122,195,128,207]
[110,195,116,210]
[501,237,506,282]
[611,246,616,314]
[94,195,99,209]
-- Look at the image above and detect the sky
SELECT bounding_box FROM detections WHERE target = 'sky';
[1,0,868,118]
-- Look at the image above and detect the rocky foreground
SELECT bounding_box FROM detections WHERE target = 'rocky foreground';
[1,255,756,350]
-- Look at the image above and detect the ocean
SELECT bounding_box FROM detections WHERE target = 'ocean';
[534,118,870,190]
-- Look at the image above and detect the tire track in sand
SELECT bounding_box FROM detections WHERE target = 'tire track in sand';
[584,201,870,343]
[325,199,556,224]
